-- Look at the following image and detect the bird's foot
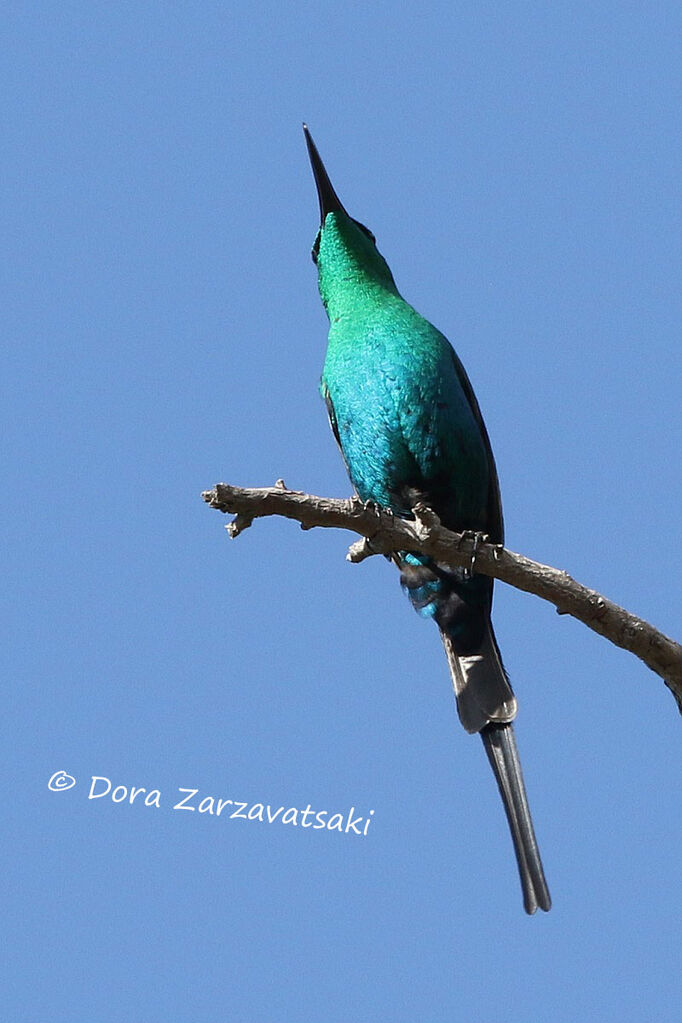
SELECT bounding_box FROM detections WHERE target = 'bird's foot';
[458,530,490,575]
[363,498,384,515]
[349,495,381,513]
[347,498,395,560]
[349,495,393,521]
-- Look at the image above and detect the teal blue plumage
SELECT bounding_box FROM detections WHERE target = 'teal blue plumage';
[304,126,550,914]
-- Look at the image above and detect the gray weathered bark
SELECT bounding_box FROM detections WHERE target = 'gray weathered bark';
[203,480,682,712]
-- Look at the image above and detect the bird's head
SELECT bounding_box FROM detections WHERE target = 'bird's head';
[303,124,397,311]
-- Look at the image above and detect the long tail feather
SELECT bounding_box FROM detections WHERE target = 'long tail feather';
[481,722,551,914]
[442,617,551,913]
[399,551,550,912]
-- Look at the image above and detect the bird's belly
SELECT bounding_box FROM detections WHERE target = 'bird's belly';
[325,351,490,528]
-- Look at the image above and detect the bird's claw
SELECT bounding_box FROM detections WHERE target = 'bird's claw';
[349,496,390,521]
[458,530,489,575]
[363,498,383,516]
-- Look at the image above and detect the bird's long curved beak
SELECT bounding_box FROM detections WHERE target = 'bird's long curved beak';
[303,124,346,225]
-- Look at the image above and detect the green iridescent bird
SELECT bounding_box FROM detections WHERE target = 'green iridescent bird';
[304,125,550,914]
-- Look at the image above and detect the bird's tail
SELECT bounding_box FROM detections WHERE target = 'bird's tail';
[400,553,550,913]
[480,721,551,914]
[440,616,516,734]
[401,551,516,732]
[441,622,551,913]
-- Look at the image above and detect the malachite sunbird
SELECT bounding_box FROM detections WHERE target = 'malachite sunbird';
[304,124,551,914]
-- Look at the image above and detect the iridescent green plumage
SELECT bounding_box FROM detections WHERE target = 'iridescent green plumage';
[319,211,493,532]
[304,125,550,914]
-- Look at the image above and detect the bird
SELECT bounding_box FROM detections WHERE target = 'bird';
[303,124,551,914]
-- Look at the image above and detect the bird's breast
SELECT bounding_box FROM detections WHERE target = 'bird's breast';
[322,311,490,527]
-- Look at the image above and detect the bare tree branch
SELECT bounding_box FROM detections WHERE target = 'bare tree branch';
[202,480,682,713]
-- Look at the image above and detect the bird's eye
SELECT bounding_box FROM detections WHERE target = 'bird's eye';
[352,219,376,245]
[311,232,321,264]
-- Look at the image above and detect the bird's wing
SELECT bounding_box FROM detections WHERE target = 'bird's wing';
[321,379,343,451]
[449,349,504,545]
[321,379,359,491]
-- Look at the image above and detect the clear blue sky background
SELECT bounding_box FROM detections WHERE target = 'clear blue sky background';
[4,3,682,1020]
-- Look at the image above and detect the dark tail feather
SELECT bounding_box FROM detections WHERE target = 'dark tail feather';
[400,555,550,911]
[481,722,551,914]
[440,620,516,734]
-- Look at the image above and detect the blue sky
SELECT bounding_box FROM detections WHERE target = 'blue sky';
[4,3,682,1020]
